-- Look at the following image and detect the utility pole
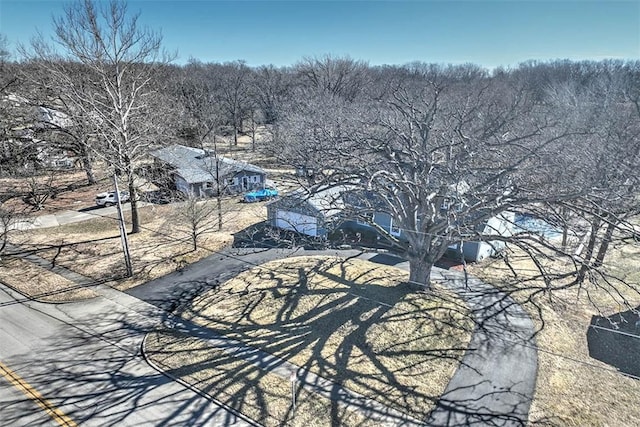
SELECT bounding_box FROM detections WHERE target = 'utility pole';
[113,174,133,277]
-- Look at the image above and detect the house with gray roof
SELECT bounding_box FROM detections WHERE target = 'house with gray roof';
[266,185,352,237]
[150,144,266,197]
[267,184,515,262]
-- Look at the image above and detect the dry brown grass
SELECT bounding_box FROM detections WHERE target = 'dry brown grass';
[468,244,640,427]
[0,169,110,214]
[7,198,267,298]
[0,257,98,301]
[147,330,378,427]
[146,256,472,425]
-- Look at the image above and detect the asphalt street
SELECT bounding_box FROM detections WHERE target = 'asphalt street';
[0,285,251,426]
[126,247,361,311]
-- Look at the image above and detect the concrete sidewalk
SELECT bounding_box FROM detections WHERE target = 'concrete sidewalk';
[11,203,148,230]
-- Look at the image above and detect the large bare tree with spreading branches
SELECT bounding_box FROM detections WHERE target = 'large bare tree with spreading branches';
[277,64,623,288]
[24,0,170,233]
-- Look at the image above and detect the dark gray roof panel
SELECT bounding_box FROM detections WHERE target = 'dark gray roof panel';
[151,144,265,184]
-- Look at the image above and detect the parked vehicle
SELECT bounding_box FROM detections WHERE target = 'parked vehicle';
[95,191,130,207]
[243,187,278,203]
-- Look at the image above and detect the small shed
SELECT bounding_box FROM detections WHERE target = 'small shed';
[266,186,348,237]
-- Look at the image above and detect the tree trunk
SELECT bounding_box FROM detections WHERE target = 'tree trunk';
[561,207,568,251]
[213,134,223,231]
[251,129,256,152]
[576,218,601,284]
[594,221,616,268]
[408,258,433,291]
[217,195,223,231]
[251,112,257,152]
[128,180,140,234]
[233,115,239,146]
[80,153,96,185]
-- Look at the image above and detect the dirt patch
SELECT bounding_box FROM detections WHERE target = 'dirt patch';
[146,256,472,425]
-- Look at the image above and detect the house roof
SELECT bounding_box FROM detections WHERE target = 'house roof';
[150,144,265,184]
[271,185,354,218]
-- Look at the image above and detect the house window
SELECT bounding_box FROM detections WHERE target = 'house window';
[252,175,258,183]
[441,199,450,210]
[202,182,212,190]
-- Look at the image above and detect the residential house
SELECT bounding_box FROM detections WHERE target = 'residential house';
[150,144,267,198]
[267,185,514,261]
[1,95,76,170]
[266,185,351,237]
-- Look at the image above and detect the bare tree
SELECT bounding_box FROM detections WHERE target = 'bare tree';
[176,61,224,148]
[0,34,15,94]
[16,61,100,184]
[0,39,28,174]
[278,65,594,288]
[0,198,24,256]
[215,61,253,146]
[172,194,220,251]
[554,62,640,276]
[25,0,170,233]
[252,65,293,125]
[22,170,57,210]
[295,55,370,102]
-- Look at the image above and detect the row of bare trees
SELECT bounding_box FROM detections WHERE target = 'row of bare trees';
[1,0,638,302]
[274,60,640,300]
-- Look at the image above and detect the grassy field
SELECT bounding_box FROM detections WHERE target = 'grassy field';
[146,256,472,426]
[0,257,98,301]
[4,198,267,300]
[468,243,640,427]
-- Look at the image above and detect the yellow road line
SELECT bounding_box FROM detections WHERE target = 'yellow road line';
[0,361,77,427]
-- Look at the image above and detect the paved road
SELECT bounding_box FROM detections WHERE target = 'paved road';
[0,285,251,427]
[127,247,361,311]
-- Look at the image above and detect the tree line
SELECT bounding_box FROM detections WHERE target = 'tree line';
[1,0,639,301]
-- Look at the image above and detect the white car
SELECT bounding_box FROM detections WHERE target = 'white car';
[95,191,130,207]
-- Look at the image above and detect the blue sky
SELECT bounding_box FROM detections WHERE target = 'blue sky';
[1,0,638,68]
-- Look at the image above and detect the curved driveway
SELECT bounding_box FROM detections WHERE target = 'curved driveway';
[129,247,538,427]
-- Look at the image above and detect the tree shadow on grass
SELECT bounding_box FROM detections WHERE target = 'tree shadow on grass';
[149,255,531,426]
[8,231,199,288]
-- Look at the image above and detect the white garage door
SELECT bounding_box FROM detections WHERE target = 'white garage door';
[275,210,318,236]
